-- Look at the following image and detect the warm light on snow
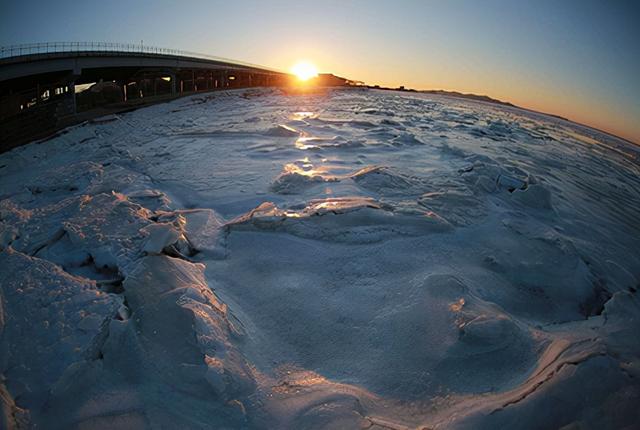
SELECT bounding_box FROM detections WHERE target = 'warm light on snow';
[291,61,318,81]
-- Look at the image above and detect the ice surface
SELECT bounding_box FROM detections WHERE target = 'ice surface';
[1,88,639,429]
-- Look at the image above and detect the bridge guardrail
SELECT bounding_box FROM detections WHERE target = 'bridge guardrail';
[0,42,284,73]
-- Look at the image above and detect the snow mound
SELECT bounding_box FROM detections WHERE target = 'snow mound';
[358,273,540,397]
[418,184,487,227]
[264,124,300,137]
[26,161,104,196]
[390,132,424,146]
[457,156,555,210]
[510,183,553,210]
[25,161,145,199]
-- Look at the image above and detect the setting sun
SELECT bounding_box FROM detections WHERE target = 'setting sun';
[291,61,318,81]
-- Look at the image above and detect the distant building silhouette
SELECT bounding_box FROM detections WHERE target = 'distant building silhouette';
[311,73,363,87]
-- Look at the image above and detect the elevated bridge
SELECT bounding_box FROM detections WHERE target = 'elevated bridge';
[0,42,292,151]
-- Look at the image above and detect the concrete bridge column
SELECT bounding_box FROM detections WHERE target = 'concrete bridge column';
[170,73,176,95]
[69,80,77,114]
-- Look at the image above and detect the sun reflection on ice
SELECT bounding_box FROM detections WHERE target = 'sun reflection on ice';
[449,298,466,312]
[295,136,320,150]
[290,111,317,120]
[282,162,327,177]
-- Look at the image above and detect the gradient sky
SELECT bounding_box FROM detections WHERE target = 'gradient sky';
[2,0,639,142]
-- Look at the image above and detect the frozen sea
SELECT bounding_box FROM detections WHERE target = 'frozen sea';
[1,88,639,429]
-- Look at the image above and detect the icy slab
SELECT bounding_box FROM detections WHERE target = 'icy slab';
[123,256,254,399]
[0,248,121,416]
[22,255,254,429]
[140,222,182,254]
[270,163,336,194]
[271,163,427,197]
[125,189,173,211]
[227,196,450,242]
[63,193,152,274]
[158,208,225,253]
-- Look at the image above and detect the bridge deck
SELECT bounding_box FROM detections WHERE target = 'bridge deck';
[0,43,292,151]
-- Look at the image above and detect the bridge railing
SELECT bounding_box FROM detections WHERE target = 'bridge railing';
[0,42,283,73]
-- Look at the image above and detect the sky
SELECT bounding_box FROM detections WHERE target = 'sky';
[1,0,639,143]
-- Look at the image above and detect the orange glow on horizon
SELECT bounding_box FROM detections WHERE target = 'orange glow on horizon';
[264,50,638,143]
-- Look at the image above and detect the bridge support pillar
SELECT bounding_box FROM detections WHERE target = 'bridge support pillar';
[170,73,176,95]
[69,80,76,114]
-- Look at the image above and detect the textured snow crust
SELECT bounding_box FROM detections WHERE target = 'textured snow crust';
[1,88,639,429]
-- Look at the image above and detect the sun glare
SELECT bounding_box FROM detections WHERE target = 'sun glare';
[291,61,318,81]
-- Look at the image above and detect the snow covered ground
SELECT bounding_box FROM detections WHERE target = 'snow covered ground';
[1,88,639,429]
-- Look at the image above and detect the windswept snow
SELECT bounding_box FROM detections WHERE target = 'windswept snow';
[1,88,639,429]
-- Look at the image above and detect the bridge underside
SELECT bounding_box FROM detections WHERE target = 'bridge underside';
[0,52,292,151]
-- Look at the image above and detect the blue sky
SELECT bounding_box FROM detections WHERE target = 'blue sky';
[1,0,638,142]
